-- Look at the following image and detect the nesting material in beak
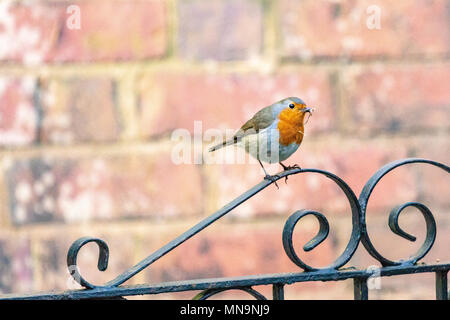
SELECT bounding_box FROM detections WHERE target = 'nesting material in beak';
[304,107,314,124]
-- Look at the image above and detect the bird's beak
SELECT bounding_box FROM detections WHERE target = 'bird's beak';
[303,107,312,114]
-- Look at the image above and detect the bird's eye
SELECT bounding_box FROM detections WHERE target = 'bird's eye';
[289,103,295,109]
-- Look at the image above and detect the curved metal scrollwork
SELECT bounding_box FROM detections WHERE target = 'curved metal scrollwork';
[67,237,109,289]
[66,158,448,290]
[193,287,267,300]
[280,168,362,271]
[359,158,449,266]
[283,210,330,271]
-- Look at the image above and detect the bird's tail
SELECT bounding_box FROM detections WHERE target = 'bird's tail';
[209,138,239,152]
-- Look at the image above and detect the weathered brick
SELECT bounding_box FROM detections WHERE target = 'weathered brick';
[38,78,120,144]
[279,0,450,59]
[0,77,37,146]
[343,64,450,134]
[0,1,62,65]
[0,236,33,294]
[0,0,167,63]
[138,70,335,138]
[177,0,263,60]
[53,0,167,62]
[5,150,203,225]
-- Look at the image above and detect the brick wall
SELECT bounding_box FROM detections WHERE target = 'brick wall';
[0,0,449,299]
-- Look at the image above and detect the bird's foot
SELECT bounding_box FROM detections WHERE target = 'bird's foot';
[279,163,302,184]
[264,174,280,189]
[280,163,302,171]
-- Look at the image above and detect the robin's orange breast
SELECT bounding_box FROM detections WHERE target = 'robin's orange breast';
[277,109,305,146]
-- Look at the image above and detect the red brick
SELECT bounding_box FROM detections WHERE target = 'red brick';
[52,0,167,62]
[0,1,62,64]
[279,0,450,59]
[0,0,167,63]
[177,0,263,60]
[207,139,414,218]
[0,236,33,294]
[5,151,203,225]
[138,71,335,138]
[343,64,450,134]
[38,78,120,144]
[0,77,37,146]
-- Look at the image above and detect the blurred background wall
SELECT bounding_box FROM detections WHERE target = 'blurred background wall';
[0,0,449,299]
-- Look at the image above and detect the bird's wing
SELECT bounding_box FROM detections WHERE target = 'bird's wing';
[236,105,275,137]
[209,105,275,152]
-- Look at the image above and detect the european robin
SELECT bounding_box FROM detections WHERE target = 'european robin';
[209,97,313,188]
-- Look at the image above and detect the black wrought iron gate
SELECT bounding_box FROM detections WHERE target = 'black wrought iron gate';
[1,158,448,300]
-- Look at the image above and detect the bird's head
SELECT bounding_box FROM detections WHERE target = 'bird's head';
[277,97,314,125]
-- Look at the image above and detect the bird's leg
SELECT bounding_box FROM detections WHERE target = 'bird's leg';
[258,159,279,189]
[279,162,302,184]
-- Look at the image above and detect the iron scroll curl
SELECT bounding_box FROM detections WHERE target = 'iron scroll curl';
[281,169,362,271]
[359,158,450,266]
[67,237,109,289]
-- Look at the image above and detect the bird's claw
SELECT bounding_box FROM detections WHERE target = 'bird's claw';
[283,164,301,171]
[264,174,280,189]
[279,163,302,184]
